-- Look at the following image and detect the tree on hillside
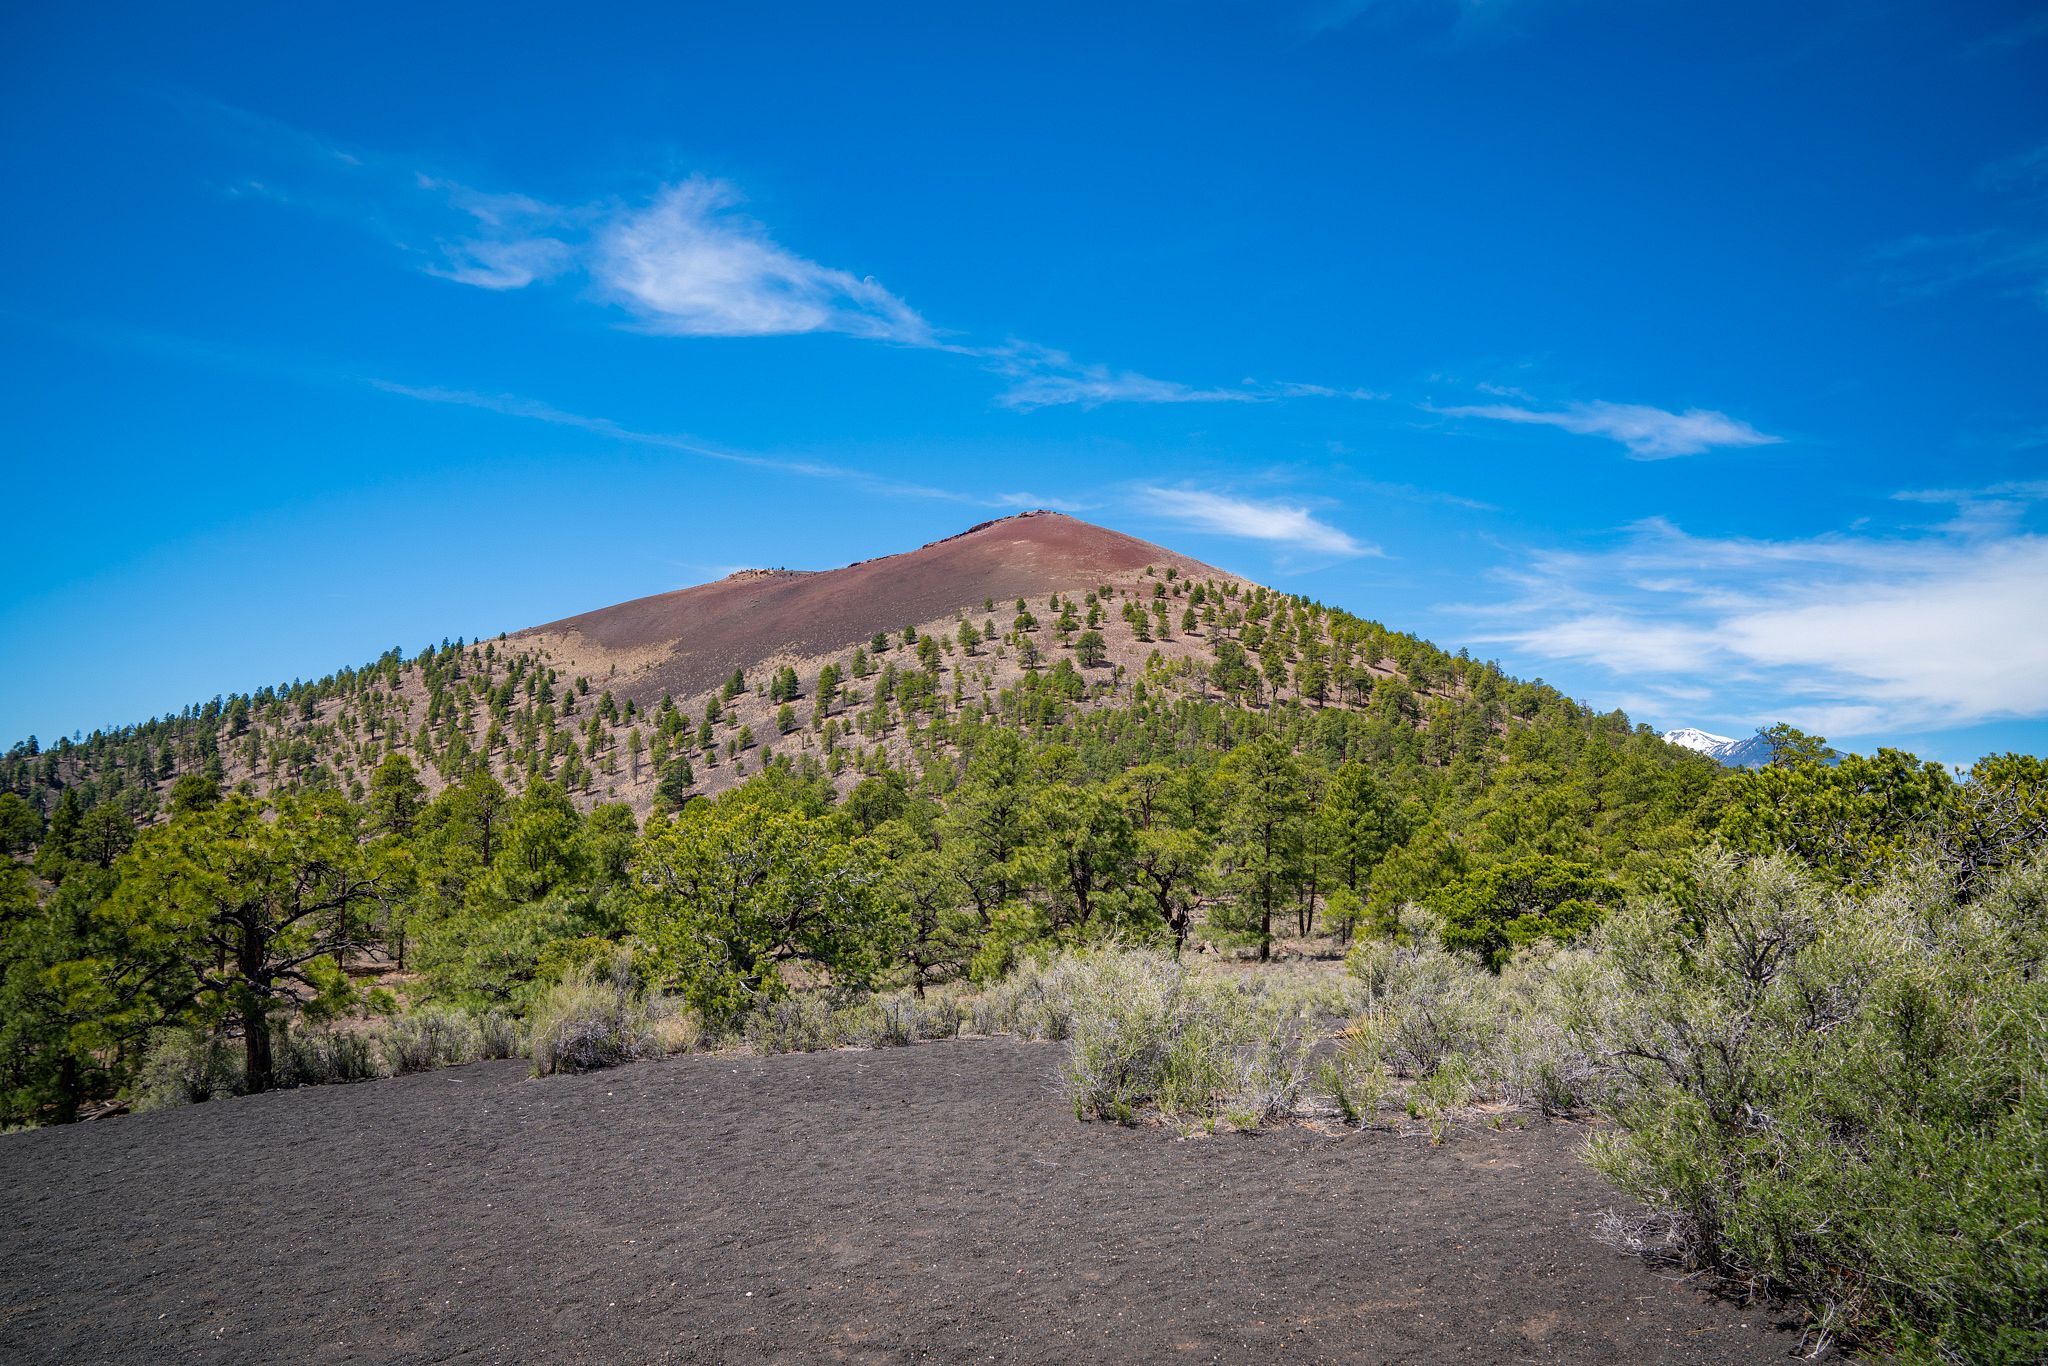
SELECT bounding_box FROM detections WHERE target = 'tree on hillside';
[937,731,1035,924]
[104,794,378,1093]
[0,793,44,856]
[1758,722,1833,767]
[1213,737,1308,960]
[632,799,893,1021]
[1719,747,1957,888]
[843,771,910,832]
[1261,646,1290,703]
[653,757,695,814]
[872,826,979,997]
[1319,761,1408,905]
[169,772,220,815]
[1429,854,1616,969]
[1131,825,1208,955]
[369,753,426,836]
[1018,784,1134,934]
[0,860,182,1125]
[72,801,136,870]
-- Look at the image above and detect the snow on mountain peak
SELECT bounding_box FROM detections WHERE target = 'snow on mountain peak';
[1662,727,1735,754]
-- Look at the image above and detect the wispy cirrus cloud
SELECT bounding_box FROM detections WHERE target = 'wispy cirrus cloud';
[1432,398,1781,459]
[1455,482,2048,740]
[192,99,1383,410]
[1865,228,2048,310]
[409,172,932,340]
[371,380,989,504]
[428,235,578,290]
[1140,487,1375,557]
[591,178,933,343]
[988,346,1261,409]
[986,344,1386,410]
[1865,140,2048,310]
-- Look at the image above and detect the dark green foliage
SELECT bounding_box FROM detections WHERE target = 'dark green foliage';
[1210,737,1307,960]
[1428,854,1618,969]
[102,794,378,1094]
[0,793,42,855]
[653,757,695,814]
[368,754,425,835]
[631,791,897,1023]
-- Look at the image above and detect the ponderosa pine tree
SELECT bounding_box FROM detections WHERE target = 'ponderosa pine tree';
[369,752,426,836]
[104,794,377,1092]
[1428,853,1617,969]
[632,795,894,1021]
[937,730,1034,925]
[654,757,695,814]
[1214,736,1307,960]
[1319,761,1407,905]
[1018,783,1133,934]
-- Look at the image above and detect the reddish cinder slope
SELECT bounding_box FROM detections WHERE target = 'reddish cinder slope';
[517,511,1229,702]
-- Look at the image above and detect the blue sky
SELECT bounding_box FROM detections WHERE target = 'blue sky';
[3,1,2045,766]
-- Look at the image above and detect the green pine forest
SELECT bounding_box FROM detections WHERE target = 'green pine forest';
[5,570,2045,1360]
[4,571,1753,1108]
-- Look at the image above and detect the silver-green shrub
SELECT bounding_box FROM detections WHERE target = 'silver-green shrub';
[527,952,661,1075]
[279,1027,380,1086]
[1579,849,2048,1362]
[476,1008,521,1061]
[741,994,841,1054]
[376,1007,481,1075]
[1055,949,1323,1128]
[132,1027,244,1111]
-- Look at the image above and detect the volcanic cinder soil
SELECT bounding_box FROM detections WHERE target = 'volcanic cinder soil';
[0,1040,1801,1364]
[519,509,1236,705]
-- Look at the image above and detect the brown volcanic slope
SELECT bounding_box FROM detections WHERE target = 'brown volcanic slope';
[519,510,1230,703]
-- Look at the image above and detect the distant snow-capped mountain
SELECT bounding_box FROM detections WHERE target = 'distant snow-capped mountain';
[1660,727,1776,768]
[1662,727,1734,754]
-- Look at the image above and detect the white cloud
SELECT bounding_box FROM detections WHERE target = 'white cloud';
[987,343,1385,410]
[195,99,1384,409]
[1459,484,2048,740]
[414,176,580,289]
[1892,479,2048,536]
[591,178,932,342]
[1140,487,1374,557]
[427,236,576,290]
[1717,537,2048,726]
[988,345,1258,409]
[1436,399,1781,458]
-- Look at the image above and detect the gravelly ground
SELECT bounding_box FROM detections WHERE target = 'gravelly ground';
[0,1038,1802,1364]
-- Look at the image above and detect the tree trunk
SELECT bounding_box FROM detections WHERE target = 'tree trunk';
[242,999,274,1094]
[237,912,276,1094]
[53,1053,81,1125]
[1259,874,1273,962]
